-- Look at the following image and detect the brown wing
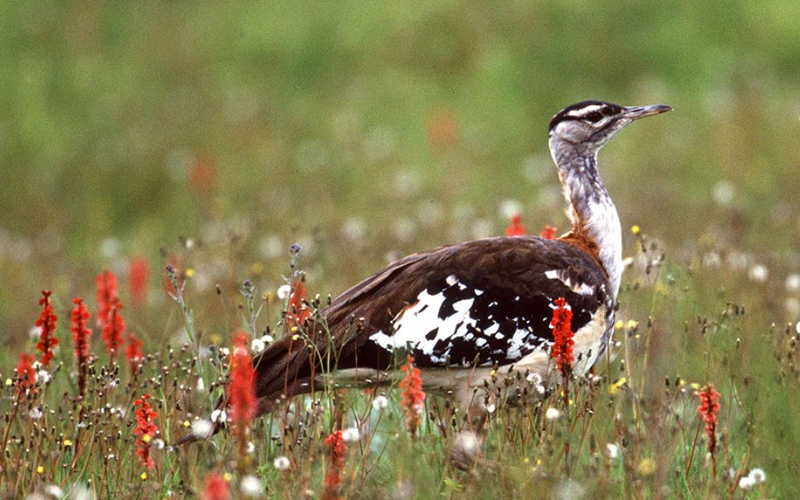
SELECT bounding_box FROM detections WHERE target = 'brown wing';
[251,236,613,412]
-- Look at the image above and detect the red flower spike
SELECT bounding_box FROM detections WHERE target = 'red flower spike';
[15,352,37,396]
[286,280,311,329]
[70,298,92,399]
[540,225,557,240]
[550,297,574,378]
[229,332,257,433]
[399,355,426,437]
[96,270,119,329]
[101,301,125,358]
[505,214,526,237]
[126,333,145,373]
[697,384,721,457]
[322,430,347,500]
[127,256,150,307]
[133,393,159,469]
[35,290,59,367]
[202,473,230,500]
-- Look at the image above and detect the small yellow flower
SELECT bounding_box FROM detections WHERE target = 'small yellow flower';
[291,334,300,341]
[626,320,639,329]
[631,225,641,235]
[183,420,191,428]
[291,326,299,333]
[186,268,195,278]
[141,472,148,480]
[609,377,627,395]
[637,457,656,476]
[690,382,700,390]
[142,434,151,443]
[63,439,73,447]
[614,319,624,330]
[37,465,44,474]
[223,472,233,482]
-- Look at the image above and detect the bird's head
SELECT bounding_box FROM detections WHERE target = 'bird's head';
[548,100,672,151]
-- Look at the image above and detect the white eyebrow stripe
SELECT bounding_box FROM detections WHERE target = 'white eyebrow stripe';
[566,104,604,118]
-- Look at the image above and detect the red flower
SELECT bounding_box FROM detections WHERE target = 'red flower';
[540,225,557,240]
[322,430,347,500]
[697,384,721,457]
[35,290,59,367]
[15,352,37,396]
[229,332,257,433]
[399,355,426,437]
[126,332,145,373]
[96,270,119,329]
[101,301,125,358]
[133,394,159,469]
[201,473,230,500]
[70,298,92,399]
[550,297,574,378]
[286,280,311,329]
[505,214,526,237]
[127,256,150,307]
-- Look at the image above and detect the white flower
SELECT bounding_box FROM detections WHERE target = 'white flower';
[545,407,561,420]
[191,419,214,439]
[240,475,263,497]
[30,407,43,420]
[372,395,389,410]
[277,284,292,300]
[246,441,255,454]
[605,443,619,459]
[196,377,206,392]
[342,427,360,443]
[748,467,766,484]
[712,180,735,207]
[273,455,291,471]
[738,476,755,490]
[152,439,165,450]
[486,403,496,414]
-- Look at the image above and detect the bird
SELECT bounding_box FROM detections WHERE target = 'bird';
[180,100,671,446]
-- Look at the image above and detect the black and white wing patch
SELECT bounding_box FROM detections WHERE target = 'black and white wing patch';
[368,269,609,369]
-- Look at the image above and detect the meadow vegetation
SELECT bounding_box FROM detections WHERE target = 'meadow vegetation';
[2,1,800,498]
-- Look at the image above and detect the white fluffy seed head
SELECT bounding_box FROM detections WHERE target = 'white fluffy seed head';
[273,455,291,471]
[738,476,755,490]
[240,475,263,497]
[191,418,214,439]
[748,468,766,484]
[372,395,389,410]
[342,427,361,443]
[545,407,561,420]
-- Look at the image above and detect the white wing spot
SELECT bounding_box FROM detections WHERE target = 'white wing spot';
[544,269,595,296]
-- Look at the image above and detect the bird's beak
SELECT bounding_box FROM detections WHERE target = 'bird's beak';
[623,104,673,120]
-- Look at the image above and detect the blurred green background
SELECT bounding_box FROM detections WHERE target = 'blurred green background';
[2,1,800,343]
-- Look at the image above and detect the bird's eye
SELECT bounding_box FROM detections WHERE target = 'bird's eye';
[585,111,604,123]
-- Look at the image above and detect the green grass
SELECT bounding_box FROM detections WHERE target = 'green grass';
[2,1,800,498]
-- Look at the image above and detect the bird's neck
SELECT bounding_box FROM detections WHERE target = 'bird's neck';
[549,139,623,298]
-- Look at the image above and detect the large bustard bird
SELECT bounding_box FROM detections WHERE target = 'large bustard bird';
[183,100,671,443]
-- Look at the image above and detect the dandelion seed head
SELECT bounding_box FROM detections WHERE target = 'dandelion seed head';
[738,476,755,490]
[277,284,291,300]
[748,467,766,484]
[545,407,561,420]
[29,407,43,420]
[486,403,496,414]
[342,427,360,443]
[240,475,263,497]
[250,337,266,355]
[372,395,389,410]
[605,443,619,459]
[273,455,291,471]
